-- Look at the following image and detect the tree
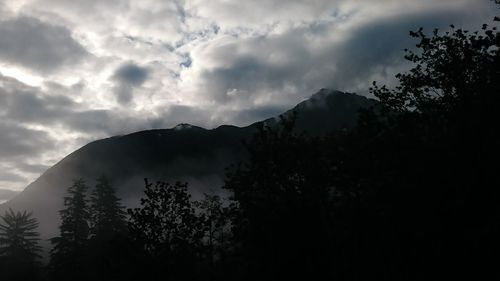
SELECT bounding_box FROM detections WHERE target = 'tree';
[0,208,41,261]
[90,176,127,239]
[195,193,232,280]
[128,179,203,280]
[87,176,128,281]
[0,209,41,280]
[224,116,337,280]
[357,6,500,279]
[49,179,91,281]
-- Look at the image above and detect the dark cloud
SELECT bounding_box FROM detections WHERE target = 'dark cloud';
[0,121,55,159]
[0,75,122,135]
[0,189,20,203]
[0,0,497,194]
[0,171,26,183]
[2,87,74,124]
[0,16,88,72]
[325,8,480,92]
[112,63,150,104]
[189,3,496,108]
[0,74,75,124]
[55,106,205,136]
[16,163,50,175]
[230,105,287,126]
[63,110,150,135]
[114,63,149,85]
[148,105,214,129]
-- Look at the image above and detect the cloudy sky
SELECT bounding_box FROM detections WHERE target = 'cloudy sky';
[0,0,496,196]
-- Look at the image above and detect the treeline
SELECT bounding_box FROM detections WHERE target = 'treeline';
[2,7,500,281]
[0,176,232,281]
[46,176,236,281]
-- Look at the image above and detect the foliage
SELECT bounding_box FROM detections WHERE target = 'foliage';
[195,193,232,279]
[90,176,127,239]
[0,208,41,261]
[371,19,499,118]
[357,8,500,279]
[49,179,91,281]
[127,179,204,280]
[224,115,337,280]
[5,2,500,280]
[128,180,201,256]
[196,194,230,259]
[87,176,129,281]
[0,209,42,281]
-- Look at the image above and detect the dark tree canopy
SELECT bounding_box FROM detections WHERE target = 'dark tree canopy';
[357,8,500,279]
[0,209,41,281]
[4,2,500,281]
[128,180,201,256]
[0,209,41,261]
[87,176,129,281]
[223,116,338,280]
[49,179,91,281]
[127,180,204,280]
[90,176,127,239]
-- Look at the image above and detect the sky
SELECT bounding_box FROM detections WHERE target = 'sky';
[0,0,497,197]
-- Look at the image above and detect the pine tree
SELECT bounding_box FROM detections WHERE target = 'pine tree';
[0,208,42,280]
[49,179,90,281]
[87,176,129,281]
[90,176,127,239]
[0,208,41,261]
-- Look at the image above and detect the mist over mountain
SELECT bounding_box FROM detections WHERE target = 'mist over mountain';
[0,89,375,253]
[0,189,19,204]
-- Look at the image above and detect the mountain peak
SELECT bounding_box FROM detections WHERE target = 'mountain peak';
[0,88,377,254]
[310,88,343,99]
[309,88,361,102]
[295,89,365,111]
[172,123,196,130]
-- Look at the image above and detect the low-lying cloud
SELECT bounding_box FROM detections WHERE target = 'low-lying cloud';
[0,188,20,204]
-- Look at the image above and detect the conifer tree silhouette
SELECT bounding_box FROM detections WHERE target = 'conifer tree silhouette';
[49,179,90,281]
[0,209,41,260]
[87,176,128,281]
[0,209,41,281]
[90,176,127,239]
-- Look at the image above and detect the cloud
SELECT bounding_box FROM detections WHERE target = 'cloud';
[0,121,55,159]
[0,0,497,193]
[0,120,55,191]
[180,0,496,111]
[0,78,75,124]
[0,75,83,189]
[0,188,20,203]
[111,63,150,105]
[0,172,25,183]
[114,63,150,85]
[0,16,88,73]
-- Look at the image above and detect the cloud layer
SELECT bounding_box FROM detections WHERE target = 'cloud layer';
[0,16,88,73]
[0,0,497,191]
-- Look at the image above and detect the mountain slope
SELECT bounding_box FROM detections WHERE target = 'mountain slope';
[0,90,376,249]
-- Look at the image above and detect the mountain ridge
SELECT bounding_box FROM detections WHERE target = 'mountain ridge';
[0,89,377,253]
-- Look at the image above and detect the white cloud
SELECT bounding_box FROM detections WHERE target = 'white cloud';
[0,0,497,192]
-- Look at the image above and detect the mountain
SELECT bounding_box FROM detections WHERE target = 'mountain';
[0,89,376,253]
